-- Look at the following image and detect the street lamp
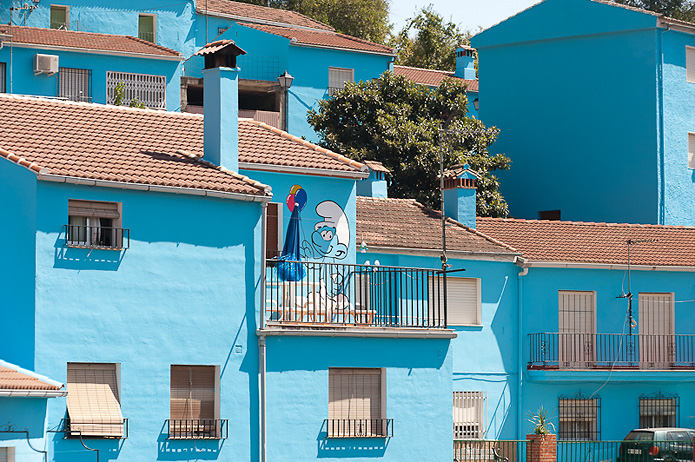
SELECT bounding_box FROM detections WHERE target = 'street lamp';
[278,71,294,131]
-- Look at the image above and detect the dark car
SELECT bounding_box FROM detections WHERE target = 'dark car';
[617,428,695,462]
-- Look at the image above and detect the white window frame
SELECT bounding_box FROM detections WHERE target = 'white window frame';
[431,276,481,326]
[328,368,386,438]
[50,5,69,30]
[106,71,167,110]
[66,362,123,438]
[138,13,157,43]
[453,391,487,439]
[328,67,354,96]
[686,46,695,83]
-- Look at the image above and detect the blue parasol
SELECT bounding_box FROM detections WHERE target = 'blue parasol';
[277,204,305,281]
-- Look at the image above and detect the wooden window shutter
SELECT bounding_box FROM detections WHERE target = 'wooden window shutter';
[170,365,216,421]
[687,46,695,83]
[432,277,481,325]
[329,368,382,420]
[0,447,15,462]
[66,363,123,437]
[266,203,280,260]
[68,200,120,219]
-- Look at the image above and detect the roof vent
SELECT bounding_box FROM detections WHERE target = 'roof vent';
[33,54,59,76]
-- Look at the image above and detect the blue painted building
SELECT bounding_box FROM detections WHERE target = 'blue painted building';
[472,0,695,226]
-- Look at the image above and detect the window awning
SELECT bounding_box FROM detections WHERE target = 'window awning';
[66,363,123,437]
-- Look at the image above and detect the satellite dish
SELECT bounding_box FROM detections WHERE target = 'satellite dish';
[290,37,298,44]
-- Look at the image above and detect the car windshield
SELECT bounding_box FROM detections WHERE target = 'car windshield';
[625,431,655,441]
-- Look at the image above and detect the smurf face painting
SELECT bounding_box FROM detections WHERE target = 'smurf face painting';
[306,200,349,260]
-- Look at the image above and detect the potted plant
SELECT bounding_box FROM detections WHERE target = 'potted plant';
[526,406,557,462]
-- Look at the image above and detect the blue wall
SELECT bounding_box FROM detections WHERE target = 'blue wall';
[473,0,661,224]
[265,335,453,462]
[0,397,50,462]
[30,181,263,461]
[520,266,695,439]
[0,160,37,370]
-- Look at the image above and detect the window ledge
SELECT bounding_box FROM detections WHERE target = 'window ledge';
[258,326,457,339]
[64,244,124,251]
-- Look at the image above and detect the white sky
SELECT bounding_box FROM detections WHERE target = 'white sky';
[389,0,541,34]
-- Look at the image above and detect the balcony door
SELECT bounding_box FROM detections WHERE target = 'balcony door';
[638,293,675,369]
[559,291,596,369]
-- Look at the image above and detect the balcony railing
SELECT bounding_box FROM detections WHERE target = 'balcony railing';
[324,419,393,438]
[265,259,448,328]
[138,31,155,43]
[64,224,130,250]
[529,332,695,370]
[60,418,129,439]
[165,419,228,440]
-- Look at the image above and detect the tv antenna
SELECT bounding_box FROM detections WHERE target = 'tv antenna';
[617,238,658,335]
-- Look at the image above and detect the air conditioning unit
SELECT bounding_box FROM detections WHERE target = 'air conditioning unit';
[34,54,59,75]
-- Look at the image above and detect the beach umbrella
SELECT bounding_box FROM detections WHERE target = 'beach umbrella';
[277,205,305,281]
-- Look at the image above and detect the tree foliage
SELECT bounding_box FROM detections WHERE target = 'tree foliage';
[613,0,695,21]
[233,0,391,44]
[308,72,510,217]
[389,5,469,71]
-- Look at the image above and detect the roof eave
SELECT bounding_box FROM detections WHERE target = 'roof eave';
[0,389,68,398]
[239,162,368,179]
[362,244,520,262]
[290,41,395,57]
[6,41,184,61]
[659,17,695,34]
[197,8,333,33]
[520,259,695,272]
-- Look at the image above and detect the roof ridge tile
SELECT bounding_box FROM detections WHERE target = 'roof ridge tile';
[176,149,271,194]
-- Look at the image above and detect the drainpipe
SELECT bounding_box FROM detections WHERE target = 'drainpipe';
[516,258,529,439]
[259,201,268,462]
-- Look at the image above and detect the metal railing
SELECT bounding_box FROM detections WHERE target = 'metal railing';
[58,67,92,103]
[64,224,130,250]
[138,31,155,43]
[454,440,528,462]
[529,333,695,369]
[265,259,448,328]
[324,419,393,438]
[165,419,228,440]
[60,418,129,439]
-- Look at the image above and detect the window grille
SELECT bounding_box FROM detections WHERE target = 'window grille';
[58,68,91,102]
[453,391,486,439]
[66,363,124,437]
[639,392,679,428]
[328,67,354,96]
[106,71,166,109]
[0,62,5,93]
[559,393,600,440]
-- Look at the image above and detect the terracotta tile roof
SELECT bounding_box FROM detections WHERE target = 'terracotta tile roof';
[356,197,518,255]
[0,25,181,58]
[200,0,334,31]
[363,160,390,173]
[239,119,366,174]
[194,39,245,56]
[393,65,478,91]
[476,217,695,267]
[0,362,62,391]
[0,95,268,197]
[442,164,480,180]
[238,22,393,55]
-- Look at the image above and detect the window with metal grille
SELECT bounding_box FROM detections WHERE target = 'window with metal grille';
[170,365,220,439]
[50,5,69,30]
[328,67,354,96]
[453,391,486,439]
[328,368,385,437]
[639,393,679,428]
[430,277,481,326]
[138,14,156,43]
[106,71,166,109]
[0,62,5,93]
[66,363,124,437]
[559,395,600,440]
[58,68,91,102]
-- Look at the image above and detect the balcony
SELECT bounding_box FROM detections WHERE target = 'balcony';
[165,419,228,440]
[264,259,448,329]
[528,333,695,370]
[324,419,393,438]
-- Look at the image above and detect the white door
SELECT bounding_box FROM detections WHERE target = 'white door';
[559,291,596,369]
[639,293,675,369]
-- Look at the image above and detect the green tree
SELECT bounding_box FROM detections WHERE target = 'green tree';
[233,0,391,44]
[308,72,510,217]
[613,0,695,21]
[389,5,469,71]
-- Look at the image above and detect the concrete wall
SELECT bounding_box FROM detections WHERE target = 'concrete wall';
[473,0,660,224]
[30,181,263,462]
[520,266,695,439]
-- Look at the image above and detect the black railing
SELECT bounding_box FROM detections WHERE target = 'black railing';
[61,418,128,439]
[138,31,155,42]
[166,419,228,440]
[324,419,393,438]
[529,333,695,369]
[64,224,130,250]
[454,440,528,462]
[265,259,448,328]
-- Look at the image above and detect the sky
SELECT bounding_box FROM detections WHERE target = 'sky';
[389,0,540,34]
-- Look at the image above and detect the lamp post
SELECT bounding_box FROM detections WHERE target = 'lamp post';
[277,71,294,131]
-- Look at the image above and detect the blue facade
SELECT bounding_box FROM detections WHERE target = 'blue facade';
[471,0,695,225]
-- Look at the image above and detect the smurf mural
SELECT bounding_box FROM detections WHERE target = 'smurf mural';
[303,200,350,261]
